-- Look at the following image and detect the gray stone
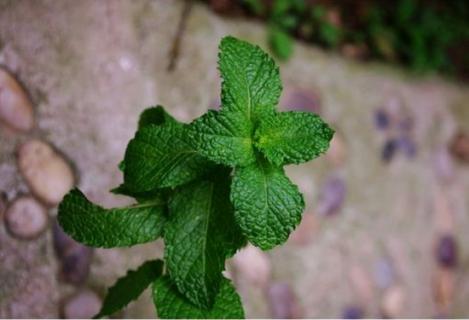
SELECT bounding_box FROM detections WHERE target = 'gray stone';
[62,289,102,319]
[0,67,34,132]
[4,196,48,240]
[17,139,75,206]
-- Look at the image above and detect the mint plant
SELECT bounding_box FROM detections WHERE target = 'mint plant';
[58,36,333,319]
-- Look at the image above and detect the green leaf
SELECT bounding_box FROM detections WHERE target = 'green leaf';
[116,106,178,173]
[94,259,164,318]
[58,188,166,248]
[242,0,265,15]
[110,183,170,203]
[269,26,294,60]
[153,276,245,319]
[138,105,178,129]
[189,110,255,167]
[164,172,245,308]
[123,124,212,192]
[118,159,126,172]
[255,111,334,166]
[219,36,282,123]
[231,158,305,250]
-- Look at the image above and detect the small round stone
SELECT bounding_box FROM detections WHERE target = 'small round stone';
[381,286,404,318]
[382,138,397,163]
[317,175,346,216]
[449,131,469,164]
[4,196,48,240]
[0,191,7,219]
[435,234,458,269]
[396,135,417,159]
[60,244,93,285]
[433,269,454,313]
[374,257,396,289]
[267,283,301,319]
[374,108,390,130]
[62,289,102,319]
[17,139,75,206]
[0,67,34,132]
[342,306,364,319]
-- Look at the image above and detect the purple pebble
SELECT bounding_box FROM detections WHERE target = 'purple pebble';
[267,283,296,319]
[61,245,93,285]
[436,234,458,269]
[374,257,396,289]
[396,135,417,158]
[381,139,397,163]
[53,219,93,285]
[342,306,364,319]
[317,176,346,216]
[374,109,390,130]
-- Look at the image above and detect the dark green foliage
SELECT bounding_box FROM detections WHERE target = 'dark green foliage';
[58,36,333,318]
[95,260,164,318]
[239,0,469,76]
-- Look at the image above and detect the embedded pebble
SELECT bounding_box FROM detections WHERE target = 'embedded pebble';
[281,88,321,114]
[381,139,397,163]
[317,175,346,216]
[62,289,102,319]
[60,245,93,285]
[288,213,317,246]
[396,135,417,158]
[0,191,6,219]
[374,257,396,289]
[4,196,48,240]
[432,148,455,184]
[53,221,93,285]
[52,220,75,258]
[433,269,454,313]
[325,132,346,166]
[449,131,469,163]
[381,285,404,318]
[0,67,34,131]
[435,234,458,269]
[342,306,364,319]
[374,108,390,130]
[267,283,301,319]
[17,139,75,205]
[231,244,271,288]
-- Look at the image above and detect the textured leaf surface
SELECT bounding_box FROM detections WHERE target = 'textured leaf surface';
[189,110,255,166]
[231,158,305,250]
[255,111,334,165]
[219,36,282,122]
[153,276,245,319]
[110,183,170,204]
[123,124,212,192]
[164,173,245,308]
[138,105,178,129]
[95,260,163,318]
[58,189,166,248]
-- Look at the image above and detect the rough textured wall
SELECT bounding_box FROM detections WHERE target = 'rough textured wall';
[0,0,469,318]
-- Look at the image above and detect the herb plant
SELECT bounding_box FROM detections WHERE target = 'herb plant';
[58,36,334,319]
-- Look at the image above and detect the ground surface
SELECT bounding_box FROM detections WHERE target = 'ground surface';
[1,0,469,318]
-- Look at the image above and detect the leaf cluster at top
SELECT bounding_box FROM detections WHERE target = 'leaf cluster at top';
[58,36,333,319]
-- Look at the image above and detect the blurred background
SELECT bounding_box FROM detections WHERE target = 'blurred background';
[0,0,469,318]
